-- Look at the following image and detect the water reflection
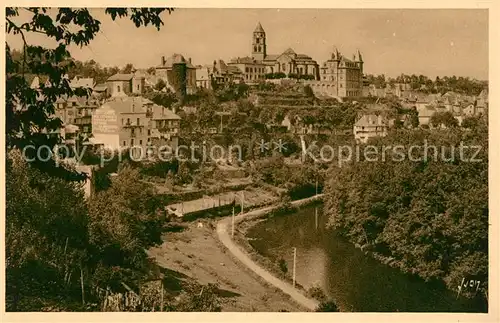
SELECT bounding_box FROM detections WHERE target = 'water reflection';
[247,204,487,312]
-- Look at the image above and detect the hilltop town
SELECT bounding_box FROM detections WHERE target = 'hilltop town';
[22,22,488,159]
[6,12,489,314]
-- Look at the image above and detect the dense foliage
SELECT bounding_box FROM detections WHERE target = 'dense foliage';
[323,119,488,300]
[365,73,487,95]
[6,152,161,310]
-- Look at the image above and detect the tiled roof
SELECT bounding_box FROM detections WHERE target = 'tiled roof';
[107,73,134,81]
[152,104,181,120]
[159,53,196,68]
[263,54,278,61]
[227,65,243,74]
[229,56,257,64]
[93,83,107,91]
[355,114,387,127]
[104,97,147,114]
[254,22,265,33]
[70,77,95,88]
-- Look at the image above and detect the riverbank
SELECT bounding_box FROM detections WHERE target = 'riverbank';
[148,218,305,311]
[216,195,327,311]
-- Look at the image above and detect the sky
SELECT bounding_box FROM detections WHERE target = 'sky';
[6,8,489,79]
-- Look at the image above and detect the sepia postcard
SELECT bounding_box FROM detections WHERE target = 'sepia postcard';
[2,1,498,323]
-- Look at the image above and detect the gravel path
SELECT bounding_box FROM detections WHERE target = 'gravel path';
[216,195,323,311]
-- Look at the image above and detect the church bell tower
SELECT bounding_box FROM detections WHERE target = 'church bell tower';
[252,22,266,61]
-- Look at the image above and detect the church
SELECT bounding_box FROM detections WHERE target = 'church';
[251,22,320,79]
[225,22,365,98]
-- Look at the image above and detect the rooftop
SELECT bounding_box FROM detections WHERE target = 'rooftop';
[254,22,265,33]
[152,104,181,120]
[107,73,134,82]
[355,114,388,127]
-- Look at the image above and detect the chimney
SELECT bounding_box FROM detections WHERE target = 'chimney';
[161,56,166,66]
[189,57,192,64]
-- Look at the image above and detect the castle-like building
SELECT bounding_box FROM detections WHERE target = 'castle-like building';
[309,47,364,98]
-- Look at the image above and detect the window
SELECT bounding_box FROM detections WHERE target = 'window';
[131,139,134,146]
[121,118,124,125]
[123,141,126,146]
[137,118,140,126]
[127,118,130,124]
[137,84,140,90]
[117,85,121,92]
[148,129,151,135]
[131,129,135,135]
[256,38,260,44]
[139,140,142,145]
[245,67,249,73]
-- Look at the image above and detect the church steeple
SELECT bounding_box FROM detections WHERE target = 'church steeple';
[252,22,266,61]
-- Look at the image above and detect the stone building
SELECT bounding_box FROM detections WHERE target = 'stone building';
[353,114,388,143]
[106,73,145,97]
[155,53,197,95]
[196,60,243,89]
[306,48,364,98]
[249,22,319,80]
[227,56,266,84]
[91,96,181,156]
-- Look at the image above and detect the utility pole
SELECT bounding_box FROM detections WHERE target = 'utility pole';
[315,207,318,230]
[292,247,297,288]
[240,191,244,213]
[215,111,231,134]
[231,205,235,238]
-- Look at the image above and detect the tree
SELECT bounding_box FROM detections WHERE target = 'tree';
[121,63,134,74]
[303,84,315,98]
[316,301,340,312]
[154,79,167,91]
[430,111,459,128]
[146,67,156,75]
[278,258,288,277]
[323,125,488,301]
[408,107,420,128]
[6,7,173,180]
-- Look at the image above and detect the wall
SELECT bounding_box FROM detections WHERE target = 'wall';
[92,105,120,150]
[108,80,131,97]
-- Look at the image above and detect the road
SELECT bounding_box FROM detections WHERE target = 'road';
[216,195,323,311]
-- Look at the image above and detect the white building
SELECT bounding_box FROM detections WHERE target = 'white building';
[353,114,388,143]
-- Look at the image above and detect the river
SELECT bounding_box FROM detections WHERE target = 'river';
[246,204,487,312]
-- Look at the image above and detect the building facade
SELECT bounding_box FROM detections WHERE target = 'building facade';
[307,48,363,98]
[91,96,181,156]
[156,54,197,95]
[227,57,266,84]
[249,23,319,80]
[353,114,388,143]
[106,73,145,97]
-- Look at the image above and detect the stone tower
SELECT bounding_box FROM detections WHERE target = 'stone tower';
[356,50,364,74]
[252,22,266,61]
